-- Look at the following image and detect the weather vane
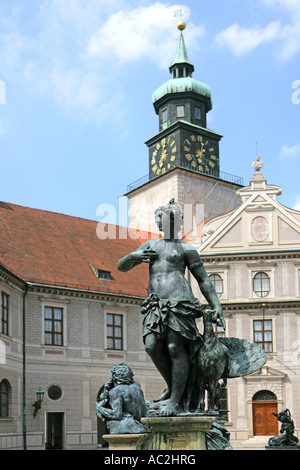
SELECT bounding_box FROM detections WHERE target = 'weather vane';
[174,9,183,18]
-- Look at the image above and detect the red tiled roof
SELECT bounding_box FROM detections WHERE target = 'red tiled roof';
[0,201,151,298]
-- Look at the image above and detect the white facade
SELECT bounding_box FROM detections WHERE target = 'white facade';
[190,160,300,444]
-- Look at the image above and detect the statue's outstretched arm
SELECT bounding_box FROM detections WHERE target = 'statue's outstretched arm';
[185,245,225,329]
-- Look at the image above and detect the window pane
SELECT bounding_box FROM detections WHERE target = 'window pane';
[54,334,62,346]
[107,338,114,349]
[114,315,122,326]
[177,105,184,117]
[54,321,62,332]
[162,109,167,122]
[45,320,52,331]
[264,343,273,353]
[107,326,114,337]
[107,314,113,325]
[255,332,263,342]
[115,339,122,350]
[264,331,272,342]
[114,327,122,338]
[195,107,201,119]
[254,321,262,331]
[264,320,272,330]
[44,308,53,319]
[45,333,52,345]
[54,308,62,319]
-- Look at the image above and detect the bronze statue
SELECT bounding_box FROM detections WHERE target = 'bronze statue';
[268,409,300,447]
[118,199,224,416]
[118,199,267,417]
[96,363,149,434]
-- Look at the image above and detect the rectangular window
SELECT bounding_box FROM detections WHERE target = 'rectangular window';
[1,293,9,336]
[176,105,185,117]
[214,324,226,338]
[162,109,167,122]
[44,307,63,346]
[195,107,201,120]
[253,319,273,352]
[106,313,123,350]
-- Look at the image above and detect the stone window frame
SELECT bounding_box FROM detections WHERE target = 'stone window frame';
[103,306,128,352]
[40,298,69,348]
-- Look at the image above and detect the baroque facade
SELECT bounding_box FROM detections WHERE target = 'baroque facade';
[188,159,300,444]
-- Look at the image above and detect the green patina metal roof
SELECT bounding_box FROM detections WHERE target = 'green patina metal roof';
[152,77,211,104]
[152,29,212,109]
[170,31,193,68]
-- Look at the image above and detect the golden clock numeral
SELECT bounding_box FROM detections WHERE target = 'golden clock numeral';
[152,165,158,172]
[197,136,202,142]
[205,141,208,146]
[211,155,217,160]
[156,143,161,150]
[157,168,161,175]
[191,161,197,168]
[209,161,215,168]
[199,165,203,172]
[184,146,190,152]
[167,163,171,169]
[170,140,176,147]
[191,135,196,142]
[185,154,192,161]
[161,138,166,146]
[209,148,214,152]
[172,147,177,153]
[205,165,209,172]
[162,168,166,174]
[171,155,176,162]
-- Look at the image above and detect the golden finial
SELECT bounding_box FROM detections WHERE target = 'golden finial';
[178,21,186,31]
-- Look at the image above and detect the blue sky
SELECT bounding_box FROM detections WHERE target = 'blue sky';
[0,0,299,225]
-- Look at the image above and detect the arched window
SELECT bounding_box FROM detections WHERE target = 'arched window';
[0,379,10,417]
[252,390,277,402]
[209,273,223,297]
[253,272,270,297]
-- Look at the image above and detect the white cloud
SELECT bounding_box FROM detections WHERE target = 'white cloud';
[216,0,300,60]
[0,1,204,123]
[279,144,300,161]
[215,21,281,55]
[86,3,204,69]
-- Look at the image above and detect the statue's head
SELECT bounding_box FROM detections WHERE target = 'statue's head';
[111,363,134,386]
[154,199,183,238]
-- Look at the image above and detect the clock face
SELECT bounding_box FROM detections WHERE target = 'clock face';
[151,136,177,176]
[183,134,218,173]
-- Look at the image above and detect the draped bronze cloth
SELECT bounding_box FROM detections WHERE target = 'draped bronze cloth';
[141,293,204,413]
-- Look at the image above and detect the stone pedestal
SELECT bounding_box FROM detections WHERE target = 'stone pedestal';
[141,416,216,451]
[102,433,153,450]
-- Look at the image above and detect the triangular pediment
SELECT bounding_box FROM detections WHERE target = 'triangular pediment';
[245,365,286,380]
[199,178,300,253]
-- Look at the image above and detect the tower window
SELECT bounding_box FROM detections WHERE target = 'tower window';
[162,109,167,123]
[195,107,201,120]
[176,105,185,117]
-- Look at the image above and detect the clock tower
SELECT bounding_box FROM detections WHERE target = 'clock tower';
[147,22,221,180]
[126,23,243,236]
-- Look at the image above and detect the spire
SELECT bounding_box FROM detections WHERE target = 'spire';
[169,22,194,78]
